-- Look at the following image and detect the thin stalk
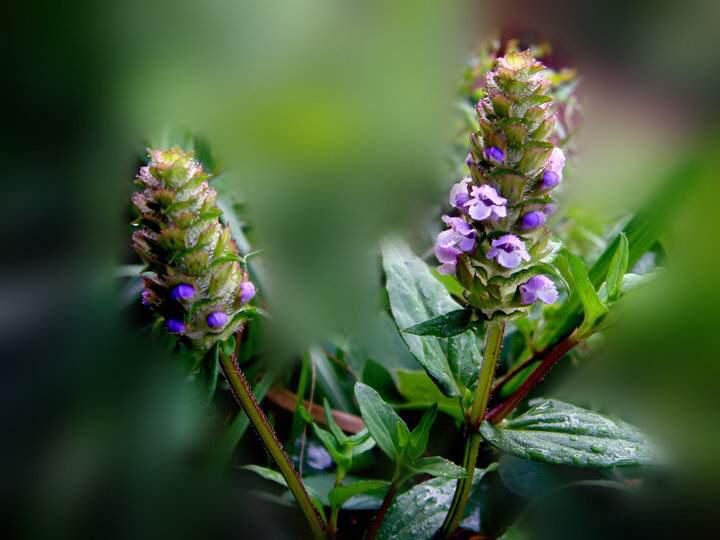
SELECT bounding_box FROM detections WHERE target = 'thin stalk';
[491,334,579,398]
[328,467,346,540]
[366,471,400,540]
[486,336,577,424]
[219,351,327,540]
[441,320,505,537]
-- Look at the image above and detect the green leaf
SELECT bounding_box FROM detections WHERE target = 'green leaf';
[403,309,474,338]
[605,233,629,302]
[323,398,348,446]
[354,382,410,462]
[242,464,287,486]
[377,469,493,540]
[382,239,482,396]
[407,404,438,460]
[394,370,463,421]
[328,480,390,509]
[479,399,657,467]
[409,456,466,479]
[220,335,236,356]
[556,251,608,339]
[312,424,347,466]
[243,465,326,516]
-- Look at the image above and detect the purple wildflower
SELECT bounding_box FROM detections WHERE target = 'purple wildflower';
[542,148,565,189]
[486,234,531,269]
[544,203,557,215]
[484,146,505,163]
[171,283,196,301]
[435,216,477,275]
[465,152,474,168]
[207,311,229,329]
[240,281,256,304]
[520,210,546,230]
[449,177,472,209]
[519,275,559,305]
[166,318,186,333]
[465,185,507,222]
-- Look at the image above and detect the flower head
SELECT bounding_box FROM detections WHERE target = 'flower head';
[207,311,229,329]
[519,275,559,305]
[486,234,531,269]
[435,216,477,274]
[465,185,507,222]
[171,283,196,301]
[542,148,565,190]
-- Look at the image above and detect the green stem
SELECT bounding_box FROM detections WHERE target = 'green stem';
[440,320,505,537]
[328,467,346,540]
[219,351,327,540]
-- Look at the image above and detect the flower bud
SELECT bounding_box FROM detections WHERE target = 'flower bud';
[520,211,546,230]
[171,283,196,301]
[207,311,229,329]
[166,319,186,333]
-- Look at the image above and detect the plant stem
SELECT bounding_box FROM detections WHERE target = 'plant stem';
[486,336,577,424]
[366,477,399,540]
[219,351,327,540]
[490,335,579,398]
[441,320,505,537]
[328,467,346,540]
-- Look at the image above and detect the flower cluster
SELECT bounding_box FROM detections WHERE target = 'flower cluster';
[435,51,563,317]
[132,147,256,350]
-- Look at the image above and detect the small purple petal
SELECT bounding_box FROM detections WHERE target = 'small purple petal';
[435,243,462,264]
[544,203,557,215]
[437,262,457,275]
[465,153,474,167]
[484,146,505,162]
[449,178,471,209]
[171,283,196,301]
[240,281,256,304]
[521,211,546,230]
[519,275,558,305]
[166,318,186,333]
[207,311,229,329]
[542,170,560,189]
[487,234,530,269]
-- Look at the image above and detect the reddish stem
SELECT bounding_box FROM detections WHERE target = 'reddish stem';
[486,337,578,424]
[366,481,399,540]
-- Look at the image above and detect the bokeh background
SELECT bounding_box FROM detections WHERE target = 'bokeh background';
[4,0,720,538]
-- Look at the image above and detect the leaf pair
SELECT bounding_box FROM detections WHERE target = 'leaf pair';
[354,383,465,481]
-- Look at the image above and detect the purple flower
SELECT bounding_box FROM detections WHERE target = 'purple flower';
[465,185,507,222]
[449,177,472,209]
[519,275,559,305]
[171,283,196,301]
[486,234,531,269]
[520,211,546,230]
[166,318,186,333]
[484,146,505,163]
[240,281,256,304]
[542,148,565,189]
[435,216,477,275]
[544,203,557,215]
[207,311,229,329]
[465,152,474,168]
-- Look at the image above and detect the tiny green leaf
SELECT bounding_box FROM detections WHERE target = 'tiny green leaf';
[354,382,410,462]
[242,464,287,486]
[312,424,348,468]
[409,456,466,479]
[605,233,629,302]
[395,370,463,421]
[323,398,348,446]
[403,309,474,338]
[556,251,608,338]
[328,480,390,509]
[479,399,657,468]
[407,404,438,460]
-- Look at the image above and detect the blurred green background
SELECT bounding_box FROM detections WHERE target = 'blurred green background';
[4,0,720,538]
